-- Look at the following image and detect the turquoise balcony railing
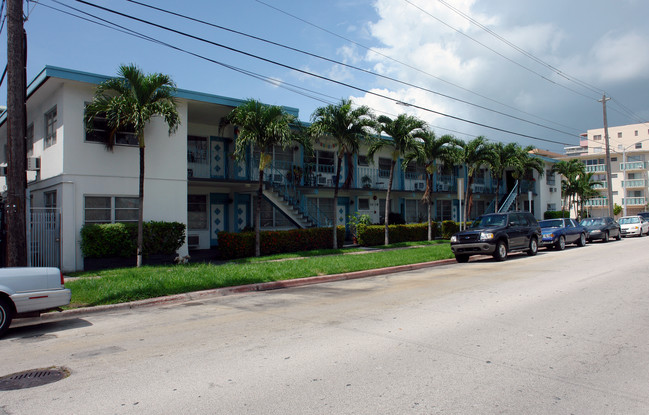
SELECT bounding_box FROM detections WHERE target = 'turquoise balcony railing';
[622,179,646,188]
[622,197,646,206]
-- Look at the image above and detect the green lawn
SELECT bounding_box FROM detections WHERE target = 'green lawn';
[66,241,453,308]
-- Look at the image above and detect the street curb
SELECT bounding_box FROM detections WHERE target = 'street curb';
[40,258,457,321]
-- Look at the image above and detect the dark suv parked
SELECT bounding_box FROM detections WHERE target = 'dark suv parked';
[450,211,542,263]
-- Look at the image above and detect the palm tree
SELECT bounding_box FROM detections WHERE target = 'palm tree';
[405,130,462,240]
[85,64,180,267]
[509,146,545,211]
[487,142,520,212]
[309,99,376,249]
[575,172,602,219]
[369,114,426,245]
[459,136,495,221]
[553,159,584,217]
[227,99,298,257]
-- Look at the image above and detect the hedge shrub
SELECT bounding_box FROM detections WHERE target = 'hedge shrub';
[217,226,345,259]
[441,220,460,239]
[544,210,570,219]
[81,221,186,258]
[356,222,439,246]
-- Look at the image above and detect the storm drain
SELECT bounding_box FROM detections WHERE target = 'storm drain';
[0,367,69,391]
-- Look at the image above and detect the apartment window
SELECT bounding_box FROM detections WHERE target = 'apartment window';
[593,134,602,140]
[316,151,334,173]
[358,198,370,211]
[611,157,617,162]
[85,107,138,146]
[636,142,642,149]
[436,200,452,221]
[547,203,557,211]
[635,130,639,136]
[405,162,425,180]
[45,106,57,148]
[404,199,425,223]
[187,136,208,164]
[84,196,139,224]
[472,200,486,219]
[188,195,207,230]
[546,170,556,185]
[44,191,57,209]
[273,145,293,163]
[617,132,623,138]
[378,158,392,178]
[26,123,34,156]
[357,155,369,166]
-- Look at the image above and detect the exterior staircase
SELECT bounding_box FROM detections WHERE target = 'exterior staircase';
[498,181,519,213]
[262,165,332,229]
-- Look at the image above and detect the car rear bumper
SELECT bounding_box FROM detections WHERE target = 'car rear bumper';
[621,229,640,236]
[11,288,71,314]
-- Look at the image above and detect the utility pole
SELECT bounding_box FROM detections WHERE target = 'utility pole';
[6,0,28,266]
[599,94,615,218]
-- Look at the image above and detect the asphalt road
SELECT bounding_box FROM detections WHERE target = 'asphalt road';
[2,236,649,414]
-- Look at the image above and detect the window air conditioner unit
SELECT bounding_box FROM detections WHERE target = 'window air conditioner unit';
[318,176,327,185]
[415,182,425,190]
[27,157,41,171]
[272,174,283,183]
[188,235,200,249]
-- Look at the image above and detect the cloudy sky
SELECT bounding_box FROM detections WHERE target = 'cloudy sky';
[3,0,648,152]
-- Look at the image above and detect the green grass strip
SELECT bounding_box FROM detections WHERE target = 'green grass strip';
[66,243,453,308]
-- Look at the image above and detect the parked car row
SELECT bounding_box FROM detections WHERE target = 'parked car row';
[450,211,647,263]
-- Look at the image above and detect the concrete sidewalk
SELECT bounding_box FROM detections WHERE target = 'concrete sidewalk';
[39,257,458,322]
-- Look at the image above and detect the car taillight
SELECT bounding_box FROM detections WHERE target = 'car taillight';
[60,270,65,286]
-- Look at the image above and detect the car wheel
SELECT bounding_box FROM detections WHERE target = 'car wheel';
[577,233,586,247]
[455,254,470,263]
[615,230,621,241]
[527,237,538,256]
[603,231,609,242]
[493,240,507,261]
[0,297,14,338]
[555,235,566,251]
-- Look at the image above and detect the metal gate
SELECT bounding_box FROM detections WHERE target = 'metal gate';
[28,208,60,268]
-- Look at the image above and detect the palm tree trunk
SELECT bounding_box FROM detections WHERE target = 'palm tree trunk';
[384,161,396,245]
[332,155,343,249]
[137,145,145,267]
[256,170,263,257]
[494,177,501,212]
[426,173,433,241]
[466,176,474,222]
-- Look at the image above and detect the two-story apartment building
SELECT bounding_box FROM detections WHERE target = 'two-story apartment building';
[563,123,649,217]
[0,66,561,271]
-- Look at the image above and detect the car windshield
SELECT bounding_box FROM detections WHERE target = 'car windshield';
[581,218,604,226]
[471,214,507,228]
[539,219,563,228]
[619,217,640,224]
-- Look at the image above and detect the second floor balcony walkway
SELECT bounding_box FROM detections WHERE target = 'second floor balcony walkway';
[187,141,504,194]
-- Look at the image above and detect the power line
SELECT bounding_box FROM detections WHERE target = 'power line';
[123,0,579,139]
[252,0,582,135]
[69,0,574,146]
[433,0,606,97]
[43,0,340,106]
[402,0,598,102]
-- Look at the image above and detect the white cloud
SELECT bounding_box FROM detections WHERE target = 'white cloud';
[591,32,649,83]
